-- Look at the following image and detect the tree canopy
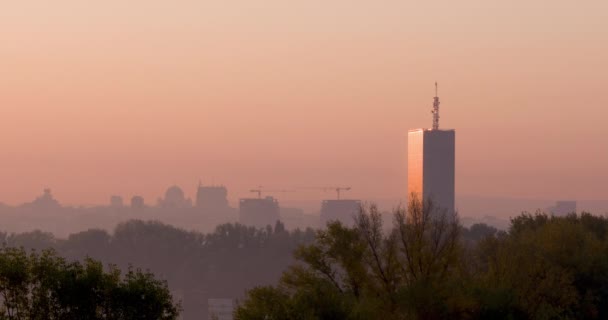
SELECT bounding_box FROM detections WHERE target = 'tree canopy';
[0,247,180,320]
[1,220,316,319]
[236,197,608,320]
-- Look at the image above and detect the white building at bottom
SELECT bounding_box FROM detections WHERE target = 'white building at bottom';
[208,298,234,320]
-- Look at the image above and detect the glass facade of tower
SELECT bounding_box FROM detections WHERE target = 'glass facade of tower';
[407,129,455,214]
[407,129,424,199]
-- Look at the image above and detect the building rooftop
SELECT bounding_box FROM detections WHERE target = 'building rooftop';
[408,128,455,133]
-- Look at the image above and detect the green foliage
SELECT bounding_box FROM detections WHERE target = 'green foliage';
[236,195,463,320]
[236,199,608,320]
[475,212,608,319]
[462,223,499,244]
[0,220,317,318]
[0,247,180,320]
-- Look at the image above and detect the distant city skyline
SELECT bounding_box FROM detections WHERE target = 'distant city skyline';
[1,1,607,206]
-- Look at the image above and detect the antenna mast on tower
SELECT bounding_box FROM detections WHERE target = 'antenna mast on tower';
[432,82,440,130]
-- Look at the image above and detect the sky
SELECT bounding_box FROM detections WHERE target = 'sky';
[1,0,607,207]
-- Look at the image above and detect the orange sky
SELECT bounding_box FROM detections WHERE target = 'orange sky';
[1,0,607,206]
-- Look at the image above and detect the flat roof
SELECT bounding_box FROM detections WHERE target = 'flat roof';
[408,128,455,133]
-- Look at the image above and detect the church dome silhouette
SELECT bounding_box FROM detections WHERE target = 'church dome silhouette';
[165,185,185,201]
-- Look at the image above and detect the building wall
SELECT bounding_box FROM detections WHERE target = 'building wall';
[548,201,577,216]
[196,186,229,210]
[239,197,280,228]
[408,129,455,215]
[423,130,455,214]
[407,129,424,199]
[320,200,361,227]
[208,299,234,320]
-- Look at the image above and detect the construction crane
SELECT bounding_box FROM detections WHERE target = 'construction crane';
[249,186,295,199]
[298,186,352,200]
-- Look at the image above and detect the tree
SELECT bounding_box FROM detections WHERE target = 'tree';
[462,223,499,244]
[471,212,608,319]
[235,195,463,320]
[0,219,316,319]
[62,229,111,261]
[393,195,462,319]
[236,201,608,319]
[0,247,181,320]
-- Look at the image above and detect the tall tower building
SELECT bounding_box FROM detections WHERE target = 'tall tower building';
[407,83,455,214]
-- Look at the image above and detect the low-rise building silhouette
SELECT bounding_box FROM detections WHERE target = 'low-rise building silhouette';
[320,199,361,227]
[208,299,234,320]
[131,195,145,209]
[547,201,577,216]
[239,196,280,228]
[159,185,192,208]
[196,183,229,212]
[110,195,124,208]
[22,188,61,210]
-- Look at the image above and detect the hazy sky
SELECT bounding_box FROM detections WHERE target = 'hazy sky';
[1,0,607,206]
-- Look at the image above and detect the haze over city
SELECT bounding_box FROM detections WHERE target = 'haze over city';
[3,2,608,320]
[2,0,607,210]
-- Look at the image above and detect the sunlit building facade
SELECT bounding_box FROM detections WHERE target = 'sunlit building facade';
[407,128,455,214]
